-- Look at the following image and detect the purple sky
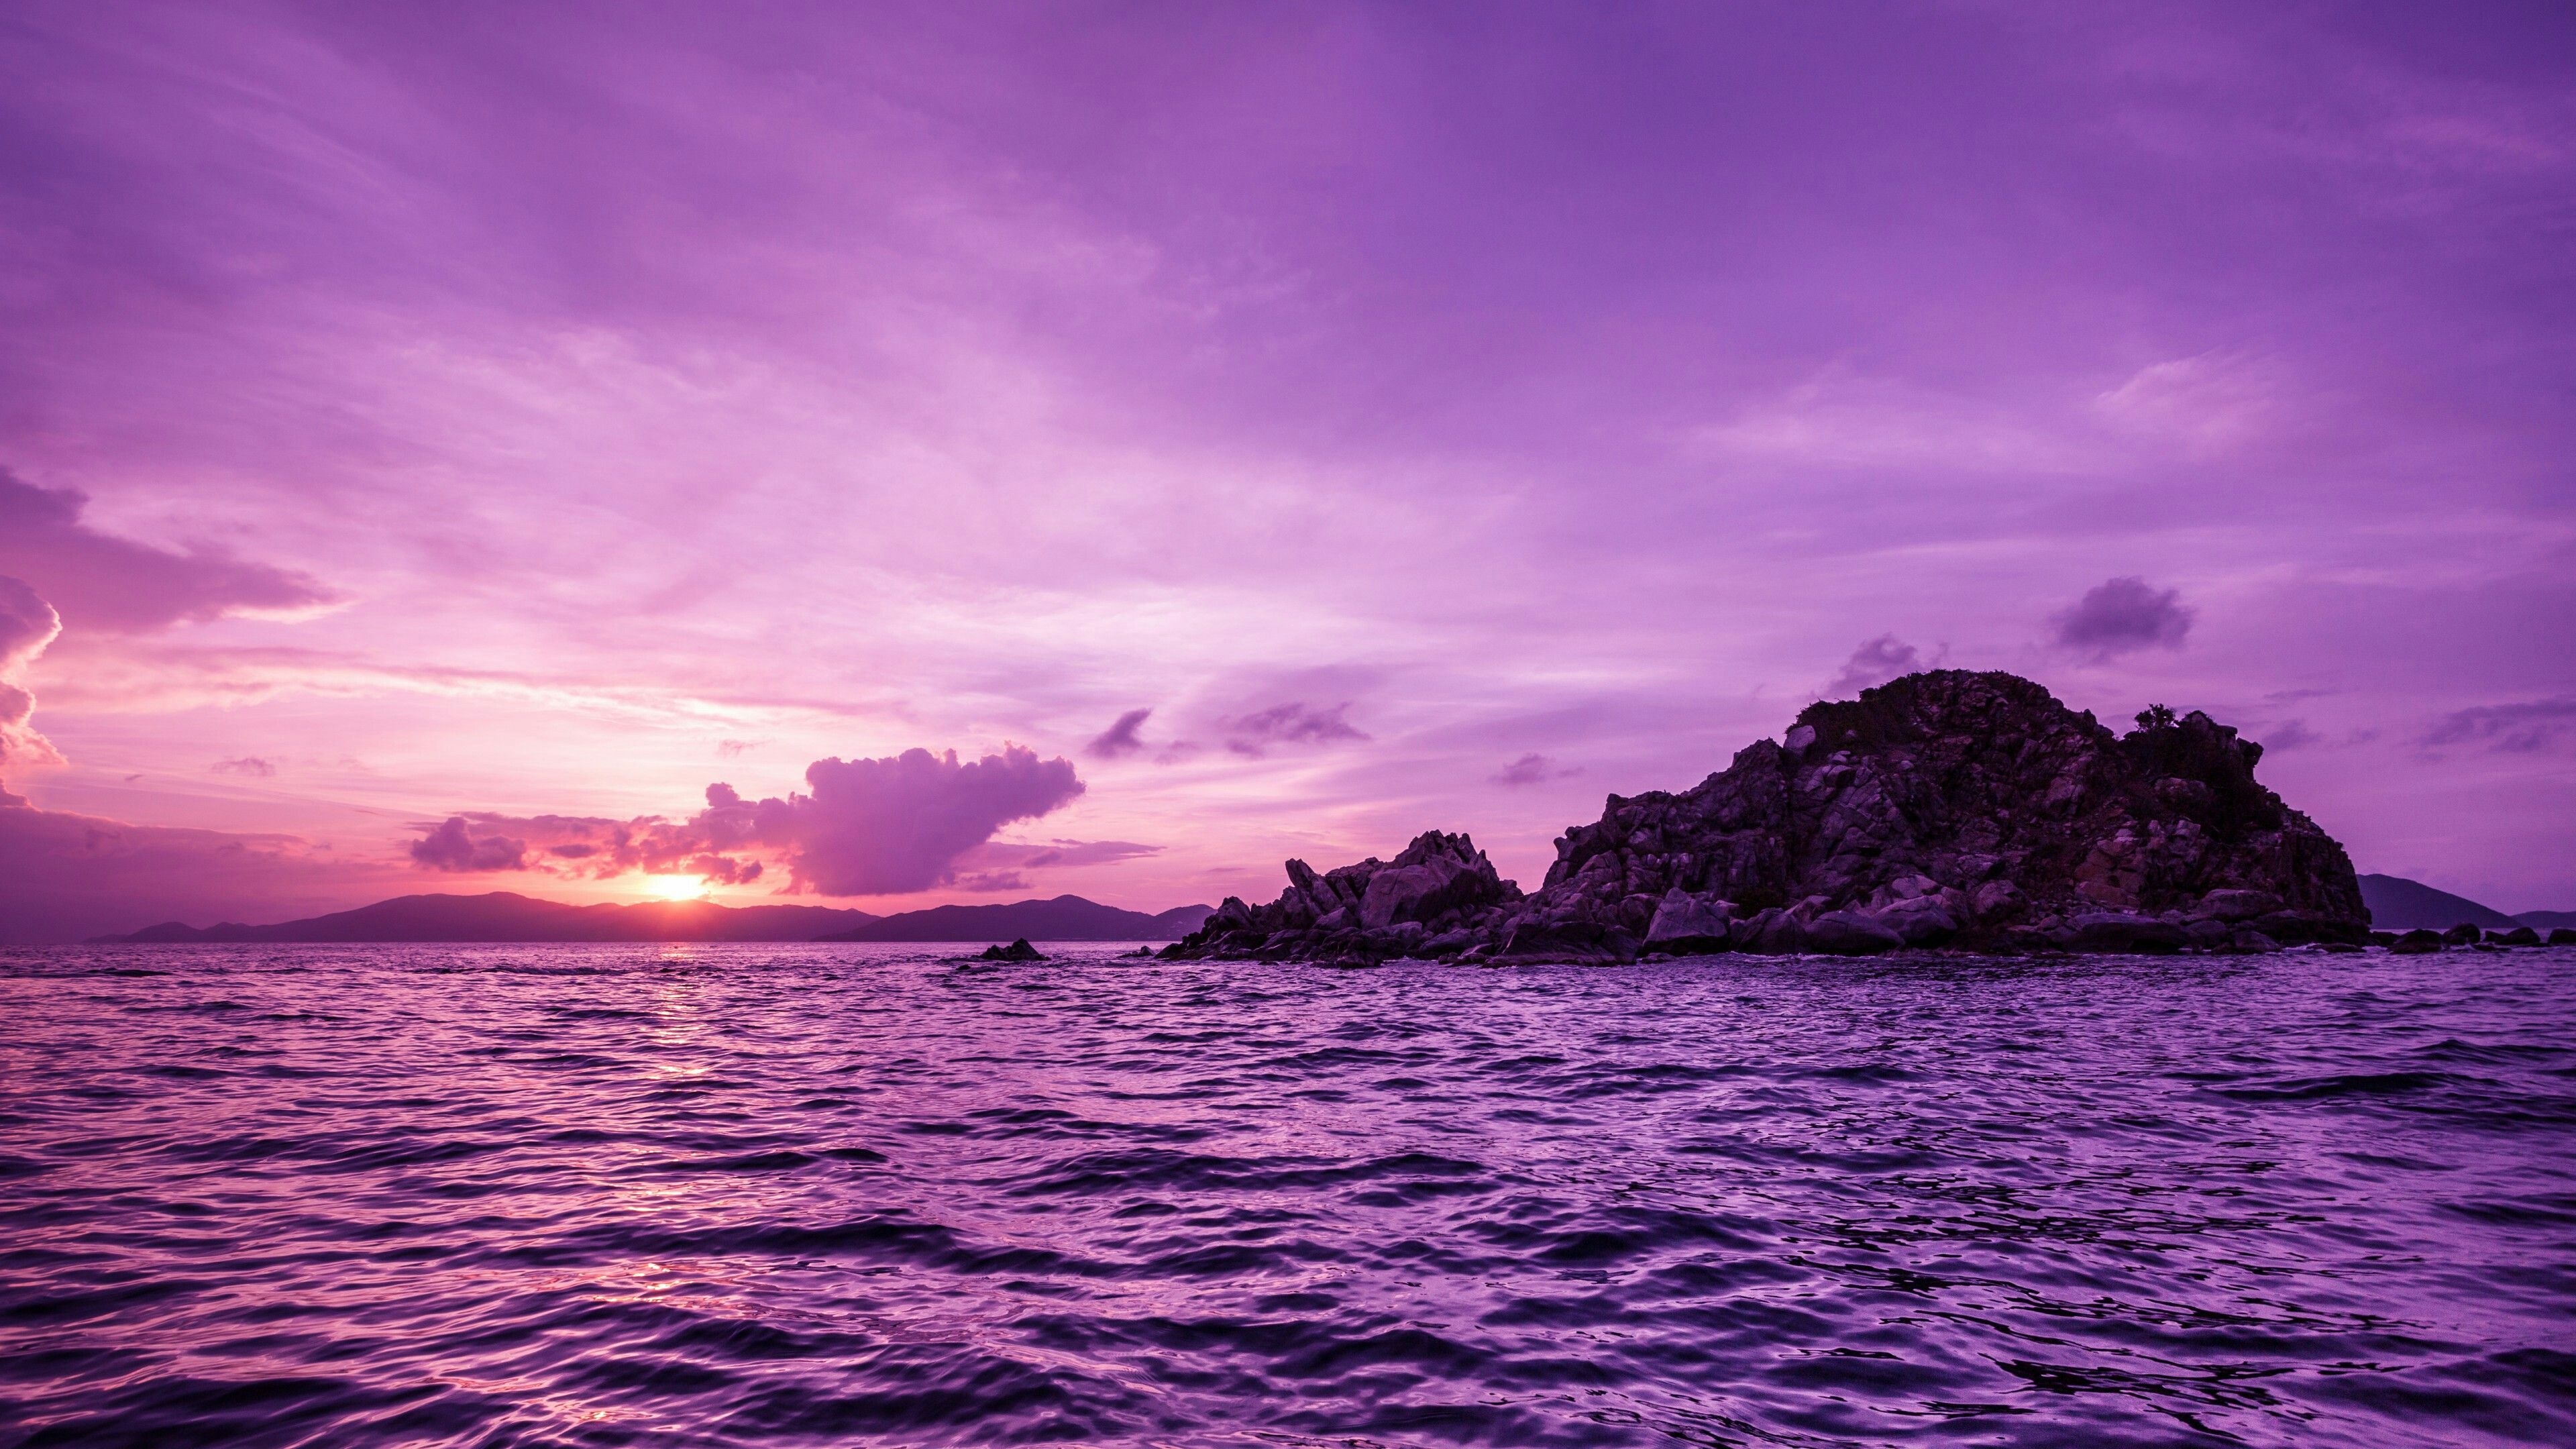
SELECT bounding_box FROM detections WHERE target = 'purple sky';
[3,1,2571,941]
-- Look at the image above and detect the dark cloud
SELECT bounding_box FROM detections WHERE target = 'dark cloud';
[1489,753,1581,787]
[0,575,63,786]
[422,745,1087,896]
[1085,707,1153,759]
[1223,702,1368,758]
[1830,635,1920,694]
[2050,576,2194,660]
[211,756,277,777]
[410,816,529,872]
[2262,719,2322,752]
[0,468,338,633]
[2423,698,2576,754]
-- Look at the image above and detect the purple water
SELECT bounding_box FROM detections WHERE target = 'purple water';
[3,944,2571,1447]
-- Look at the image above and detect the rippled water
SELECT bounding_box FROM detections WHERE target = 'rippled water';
[3,945,2573,1448]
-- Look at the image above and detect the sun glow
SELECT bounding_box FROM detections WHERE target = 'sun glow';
[646,875,708,902]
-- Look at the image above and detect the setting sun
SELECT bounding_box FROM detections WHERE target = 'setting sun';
[645,875,706,902]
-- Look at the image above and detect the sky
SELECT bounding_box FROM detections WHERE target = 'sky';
[1,0,2571,941]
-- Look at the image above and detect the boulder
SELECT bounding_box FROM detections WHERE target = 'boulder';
[1805,910,1905,955]
[2196,888,2280,922]
[2391,928,2445,954]
[2487,926,2542,947]
[2443,923,2483,945]
[1868,896,1959,946]
[2553,928,2576,947]
[1970,879,2027,924]
[1644,889,1736,953]
[2068,912,2188,954]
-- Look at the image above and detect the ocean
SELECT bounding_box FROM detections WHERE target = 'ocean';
[3,943,2571,1447]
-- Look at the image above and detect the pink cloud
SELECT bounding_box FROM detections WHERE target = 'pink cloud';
[409,815,529,872]
[0,469,337,634]
[409,746,1086,897]
[1222,702,1368,758]
[1085,707,1153,759]
[0,576,63,787]
[1489,753,1580,788]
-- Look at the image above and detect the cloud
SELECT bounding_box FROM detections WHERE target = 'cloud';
[955,871,1030,893]
[1489,753,1582,788]
[1222,702,1369,758]
[2093,351,2279,455]
[0,576,64,786]
[211,756,277,777]
[716,738,763,757]
[2423,698,2576,754]
[783,747,1085,894]
[1085,706,1153,759]
[1830,635,1921,694]
[417,745,1086,896]
[2262,719,2322,752]
[410,815,530,872]
[2050,576,2194,661]
[0,468,338,634]
[684,853,765,885]
[965,838,1164,871]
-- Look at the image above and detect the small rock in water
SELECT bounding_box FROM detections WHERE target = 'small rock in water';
[978,938,1046,961]
[2443,924,2483,945]
[2487,926,2541,947]
[2390,928,2445,955]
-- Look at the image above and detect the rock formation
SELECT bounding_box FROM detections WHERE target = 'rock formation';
[1167,670,2370,961]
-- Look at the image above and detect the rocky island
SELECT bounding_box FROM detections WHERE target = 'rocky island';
[1167,670,2370,962]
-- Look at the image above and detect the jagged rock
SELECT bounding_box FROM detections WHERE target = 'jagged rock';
[1644,889,1735,953]
[977,938,1045,961]
[1166,671,2370,961]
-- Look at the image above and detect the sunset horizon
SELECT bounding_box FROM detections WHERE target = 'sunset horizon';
[3,3,2572,945]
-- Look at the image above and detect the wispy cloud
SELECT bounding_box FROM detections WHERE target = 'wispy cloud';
[1489,753,1580,788]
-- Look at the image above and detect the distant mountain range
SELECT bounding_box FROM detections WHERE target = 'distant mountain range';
[2357,874,2568,932]
[819,896,1212,942]
[95,891,1214,945]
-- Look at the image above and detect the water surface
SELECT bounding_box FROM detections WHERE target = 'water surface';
[3,944,2571,1446]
